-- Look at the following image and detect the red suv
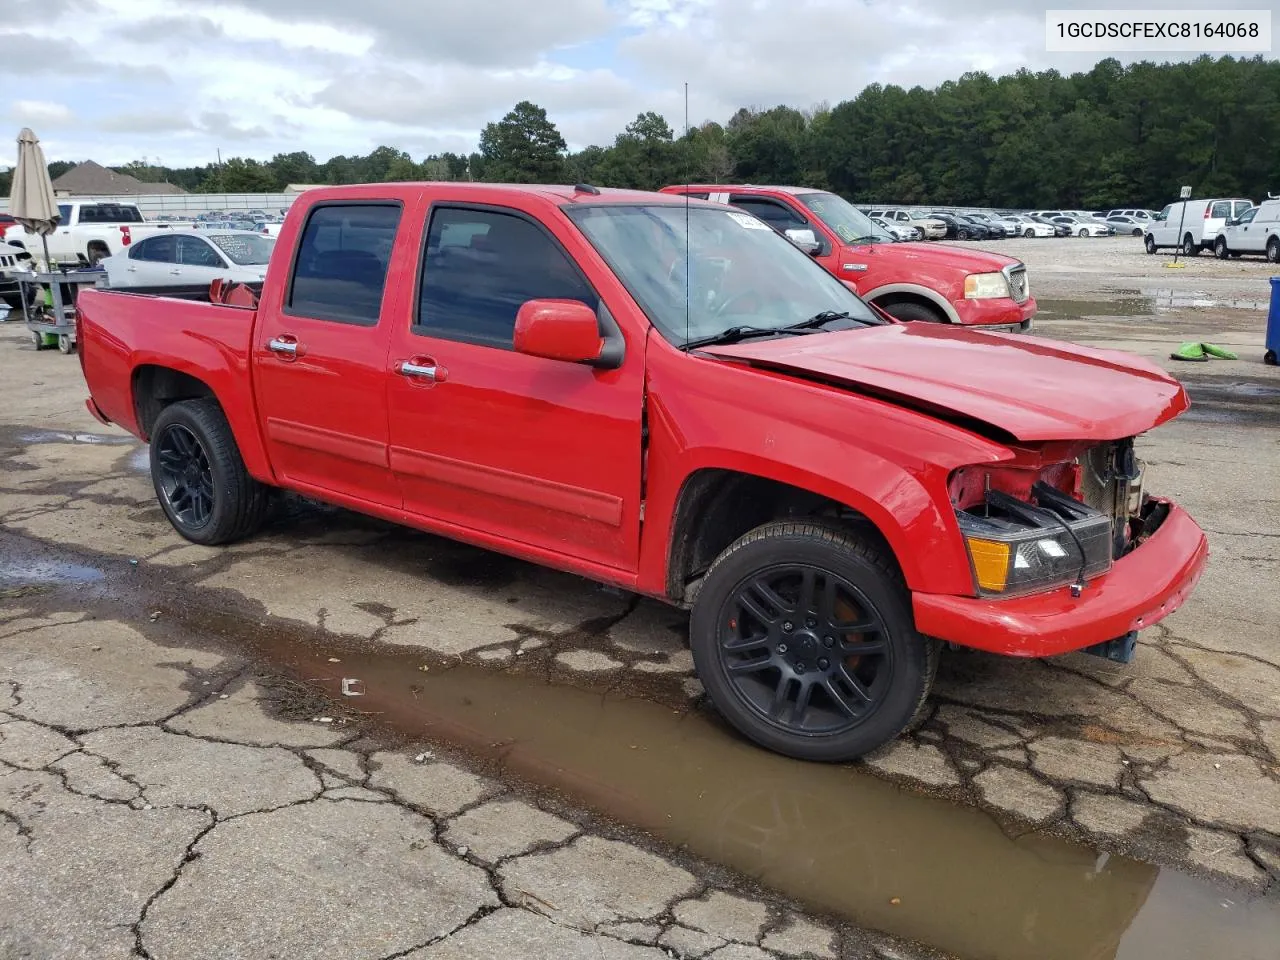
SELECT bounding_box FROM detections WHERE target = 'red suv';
[661,185,1035,331]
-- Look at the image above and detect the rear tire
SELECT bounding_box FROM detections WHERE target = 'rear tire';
[149,398,270,546]
[1268,237,1280,263]
[57,334,74,354]
[878,301,947,324]
[1182,234,1199,256]
[688,520,938,762]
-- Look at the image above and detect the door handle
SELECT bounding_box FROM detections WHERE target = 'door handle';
[398,357,447,383]
[126,266,137,272]
[267,336,299,357]
[169,269,182,275]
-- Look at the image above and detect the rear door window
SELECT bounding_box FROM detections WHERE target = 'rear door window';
[286,203,402,325]
[178,236,224,267]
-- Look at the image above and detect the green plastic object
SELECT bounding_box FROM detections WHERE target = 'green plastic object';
[1170,342,1208,361]
[1200,342,1237,359]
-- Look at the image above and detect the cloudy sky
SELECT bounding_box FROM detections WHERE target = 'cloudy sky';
[2,0,1275,169]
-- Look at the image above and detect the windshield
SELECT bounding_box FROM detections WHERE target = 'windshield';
[565,204,882,348]
[794,192,893,244]
[208,233,275,265]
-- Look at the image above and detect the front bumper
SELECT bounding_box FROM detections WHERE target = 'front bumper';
[911,498,1208,658]
[953,295,1037,329]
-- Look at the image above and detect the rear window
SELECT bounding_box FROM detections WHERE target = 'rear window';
[286,203,401,325]
[1210,201,1231,218]
[78,204,145,224]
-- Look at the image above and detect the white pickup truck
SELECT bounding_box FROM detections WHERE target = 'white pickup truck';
[3,200,195,267]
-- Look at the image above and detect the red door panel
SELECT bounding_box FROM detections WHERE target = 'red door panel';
[385,201,644,573]
[251,201,408,507]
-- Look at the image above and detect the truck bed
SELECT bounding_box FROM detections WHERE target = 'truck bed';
[96,281,264,303]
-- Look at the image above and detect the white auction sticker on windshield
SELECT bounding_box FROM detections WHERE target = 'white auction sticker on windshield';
[727,212,771,230]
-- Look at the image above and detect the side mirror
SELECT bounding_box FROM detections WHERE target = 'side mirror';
[784,227,821,256]
[514,299,612,367]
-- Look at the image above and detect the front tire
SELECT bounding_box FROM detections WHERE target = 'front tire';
[1144,234,1156,254]
[878,301,947,324]
[149,398,270,546]
[57,334,74,354]
[689,521,938,762]
[1215,236,1229,259]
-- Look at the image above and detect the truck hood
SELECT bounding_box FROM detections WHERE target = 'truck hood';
[853,241,1021,271]
[700,323,1188,442]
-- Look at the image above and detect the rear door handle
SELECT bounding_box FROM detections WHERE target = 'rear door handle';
[169,268,182,275]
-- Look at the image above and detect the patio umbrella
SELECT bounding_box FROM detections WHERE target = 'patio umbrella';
[8,127,59,271]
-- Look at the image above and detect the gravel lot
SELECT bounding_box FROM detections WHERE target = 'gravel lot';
[2,240,1278,960]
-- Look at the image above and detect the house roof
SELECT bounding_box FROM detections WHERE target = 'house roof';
[51,160,188,196]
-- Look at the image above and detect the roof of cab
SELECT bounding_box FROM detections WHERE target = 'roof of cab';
[291,181,722,207]
[659,184,824,196]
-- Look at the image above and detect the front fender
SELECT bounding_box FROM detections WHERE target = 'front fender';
[636,337,1011,598]
[860,283,961,323]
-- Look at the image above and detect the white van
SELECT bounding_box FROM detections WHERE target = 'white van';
[1145,198,1253,255]
[1214,198,1280,261]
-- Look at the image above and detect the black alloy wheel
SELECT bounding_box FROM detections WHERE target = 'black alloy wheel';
[155,422,215,530]
[717,564,893,737]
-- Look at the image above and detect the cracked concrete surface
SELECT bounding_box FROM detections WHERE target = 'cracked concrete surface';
[0,597,849,960]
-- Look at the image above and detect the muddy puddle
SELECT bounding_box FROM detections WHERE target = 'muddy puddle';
[1181,378,1280,428]
[0,555,105,586]
[3,533,1279,960]
[1038,289,1269,320]
[14,429,134,446]
[251,639,1280,960]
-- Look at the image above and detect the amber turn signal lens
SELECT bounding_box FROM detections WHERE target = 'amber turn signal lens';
[965,537,1010,592]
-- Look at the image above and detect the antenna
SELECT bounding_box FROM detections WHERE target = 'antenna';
[684,81,690,349]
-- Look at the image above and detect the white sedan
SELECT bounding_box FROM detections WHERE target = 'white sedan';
[1051,216,1113,237]
[999,215,1055,238]
[100,230,272,288]
[870,216,921,241]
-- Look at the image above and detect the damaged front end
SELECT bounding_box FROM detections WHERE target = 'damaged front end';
[948,438,1171,663]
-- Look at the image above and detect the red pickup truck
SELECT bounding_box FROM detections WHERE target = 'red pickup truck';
[660,185,1036,331]
[75,183,1207,762]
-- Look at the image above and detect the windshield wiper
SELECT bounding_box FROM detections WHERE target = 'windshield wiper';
[845,235,884,244]
[781,310,869,332]
[681,324,822,351]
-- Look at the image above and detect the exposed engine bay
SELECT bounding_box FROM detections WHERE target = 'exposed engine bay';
[949,438,1169,600]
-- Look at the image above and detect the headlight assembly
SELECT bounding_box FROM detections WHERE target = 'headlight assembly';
[957,483,1114,598]
[963,271,1011,299]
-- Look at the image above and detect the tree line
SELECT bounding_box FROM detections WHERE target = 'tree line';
[6,55,1279,210]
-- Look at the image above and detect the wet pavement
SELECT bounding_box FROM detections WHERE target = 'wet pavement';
[3,262,1280,960]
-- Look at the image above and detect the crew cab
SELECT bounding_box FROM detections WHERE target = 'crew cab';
[4,200,196,267]
[661,185,1035,331]
[75,183,1208,763]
